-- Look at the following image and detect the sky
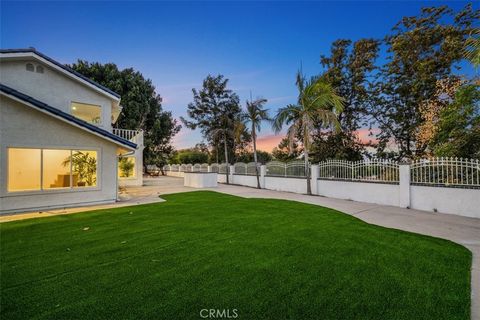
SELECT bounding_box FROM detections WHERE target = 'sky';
[1,1,476,151]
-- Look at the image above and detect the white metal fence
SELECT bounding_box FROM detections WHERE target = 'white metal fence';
[234,162,247,175]
[247,162,260,175]
[266,160,309,178]
[233,162,260,175]
[164,157,479,188]
[219,163,228,174]
[411,157,480,188]
[318,159,400,183]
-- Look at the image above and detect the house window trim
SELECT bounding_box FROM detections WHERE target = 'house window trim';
[5,145,101,196]
[26,63,34,72]
[71,101,103,125]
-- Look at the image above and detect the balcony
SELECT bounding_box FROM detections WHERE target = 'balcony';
[113,129,144,146]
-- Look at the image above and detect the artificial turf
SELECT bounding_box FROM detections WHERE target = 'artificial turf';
[0,191,471,320]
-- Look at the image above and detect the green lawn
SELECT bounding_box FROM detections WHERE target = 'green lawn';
[0,191,471,320]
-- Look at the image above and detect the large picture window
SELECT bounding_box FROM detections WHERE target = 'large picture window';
[70,150,97,187]
[118,156,136,178]
[43,149,72,189]
[7,148,98,192]
[8,148,41,191]
[71,102,102,125]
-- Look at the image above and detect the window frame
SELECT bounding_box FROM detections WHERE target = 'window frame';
[71,101,103,125]
[5,146,101,195]
[26,63,34,72]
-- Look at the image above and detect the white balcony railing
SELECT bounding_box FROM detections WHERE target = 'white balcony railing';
[113,128,143,146]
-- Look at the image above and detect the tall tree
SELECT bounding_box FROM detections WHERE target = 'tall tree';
[242,98,270,188]
[272,71,343,195]
[372,5,479,159]
[317,38,379,159]
[69,61,180,171]
[181,75,242,184]
[430,83,480,159]
[415,76,464,155]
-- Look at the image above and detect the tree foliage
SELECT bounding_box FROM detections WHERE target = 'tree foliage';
[316,38,379,160]
[371,5,478,159]
[241,98,271,188]
[464,27,480,69]
[273,71,343,194]
[430,83,480,159]
[272,137,301,162]
[69,61,180,169]
[235,150,272,164]
[182,75,244,183]
[170,148,210,164]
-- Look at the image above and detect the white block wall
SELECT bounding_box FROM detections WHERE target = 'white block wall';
[265,176,308,194]
[410,186,480,218]
[163,164,480,219]
[231,175,258,188]
[317,180,400,207]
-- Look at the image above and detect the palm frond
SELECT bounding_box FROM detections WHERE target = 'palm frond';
[272,104,300,133]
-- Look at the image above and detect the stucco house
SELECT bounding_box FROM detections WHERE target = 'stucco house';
[0,48,144,214]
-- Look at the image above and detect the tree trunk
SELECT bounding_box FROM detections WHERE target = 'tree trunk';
[252,125,261,189]
[224,132,229,184]
[305,148,311,195]
[303,118,312,195]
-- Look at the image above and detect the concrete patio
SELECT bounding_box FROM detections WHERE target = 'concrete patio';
[1,175,479,319]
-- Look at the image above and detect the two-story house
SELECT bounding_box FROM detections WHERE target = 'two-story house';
[0,48,144,214]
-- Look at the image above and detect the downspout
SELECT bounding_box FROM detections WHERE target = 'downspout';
[115,155,119,202]
[117,150,135,201]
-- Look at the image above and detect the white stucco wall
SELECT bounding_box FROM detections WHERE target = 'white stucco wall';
[166,171,184,178]
[317,179,400,207]
[265,176,308,194]
[0,96,120,213]
[217,174,227,183]
[231,175,258,188]
[184,172,217,188]
[0,60,114,131]
[410,186,480,218]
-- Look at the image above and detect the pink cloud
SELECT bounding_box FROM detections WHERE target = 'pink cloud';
[256,134,285,152]
[354,128,380,145]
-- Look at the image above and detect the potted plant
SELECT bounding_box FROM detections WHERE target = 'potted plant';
[62,151,97,186]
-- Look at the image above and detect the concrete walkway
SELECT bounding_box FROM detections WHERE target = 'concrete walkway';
[1,176,479,319]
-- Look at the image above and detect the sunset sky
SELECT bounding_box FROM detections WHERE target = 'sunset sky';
[1,1,474,151]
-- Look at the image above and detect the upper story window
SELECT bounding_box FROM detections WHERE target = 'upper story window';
[36,65,44,73]
[71,102,102,125]
[26,63,34,72]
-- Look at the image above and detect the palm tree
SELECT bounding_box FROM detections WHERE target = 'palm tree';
[272,71,343,195]
[464,28,480,70]
[242,98,270,188]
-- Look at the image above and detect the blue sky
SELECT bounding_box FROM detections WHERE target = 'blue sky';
[1,1,476,150]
